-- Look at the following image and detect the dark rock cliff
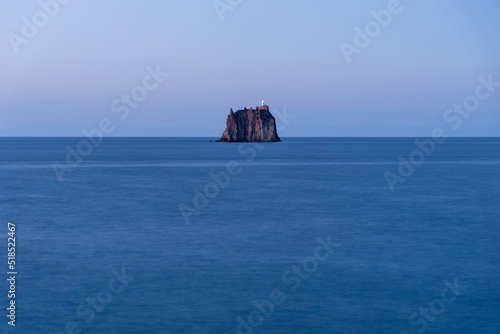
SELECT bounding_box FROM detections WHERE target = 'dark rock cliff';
[216,105,281,142]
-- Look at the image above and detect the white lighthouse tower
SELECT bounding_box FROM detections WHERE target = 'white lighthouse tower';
[262,100,265,107]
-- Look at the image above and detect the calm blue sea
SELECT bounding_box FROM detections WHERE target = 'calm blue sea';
[0,137,499,334]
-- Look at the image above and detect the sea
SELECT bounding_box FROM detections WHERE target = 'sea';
[0,137,498,334]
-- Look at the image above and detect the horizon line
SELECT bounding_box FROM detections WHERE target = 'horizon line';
[0,136,499,139]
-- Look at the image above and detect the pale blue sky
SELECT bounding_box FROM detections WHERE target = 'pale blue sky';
[1,0,499,136]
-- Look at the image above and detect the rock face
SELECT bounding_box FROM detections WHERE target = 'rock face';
[216,105,281,142]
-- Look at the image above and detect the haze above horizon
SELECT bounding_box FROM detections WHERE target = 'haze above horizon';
[1,1,499,137]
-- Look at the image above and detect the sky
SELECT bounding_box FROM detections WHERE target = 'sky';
[0,0,499,137]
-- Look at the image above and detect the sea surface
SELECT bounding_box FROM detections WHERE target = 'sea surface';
[0,137,499,334]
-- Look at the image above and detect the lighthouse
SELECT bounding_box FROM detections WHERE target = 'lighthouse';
[259,101,269,111]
